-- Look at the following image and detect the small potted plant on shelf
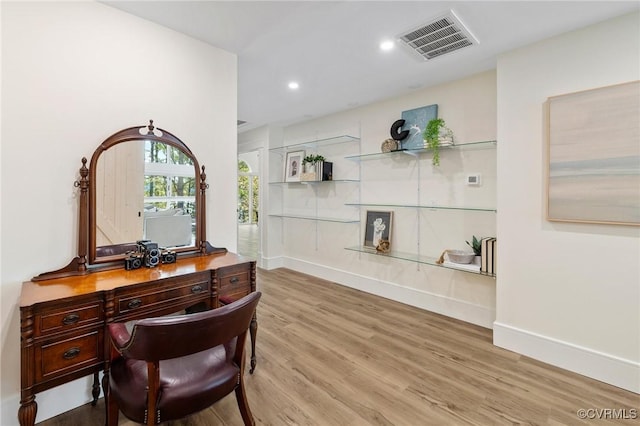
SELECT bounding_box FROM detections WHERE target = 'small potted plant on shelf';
[466,235,482,256]
[423,118,454,166]
[303,154,325,172]
[466,235,483,265]
[301,154,325,181]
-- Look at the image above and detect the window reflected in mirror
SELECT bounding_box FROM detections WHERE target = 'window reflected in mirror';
[96,140,196,251]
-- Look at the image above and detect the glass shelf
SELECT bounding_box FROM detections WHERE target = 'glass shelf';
[269,135,360,155]
[345,140,496,161]
[345,203,496,213]
[344,246,496,277]
[269,214,360,224]
[269,179,360,185]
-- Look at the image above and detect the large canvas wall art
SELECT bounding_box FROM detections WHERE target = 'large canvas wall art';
[547,81,640,226]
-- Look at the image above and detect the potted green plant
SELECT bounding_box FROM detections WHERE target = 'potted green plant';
[466,235,482,256]
[423,118,453,166]
[466,235,483,265]
[302,154,325,173]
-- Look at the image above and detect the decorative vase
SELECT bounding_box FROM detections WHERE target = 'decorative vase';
[423,126,454,148]
[439,126,454,146]
[304,163,315,174]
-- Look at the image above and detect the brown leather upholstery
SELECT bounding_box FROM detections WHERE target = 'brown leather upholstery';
[106,292,261,425]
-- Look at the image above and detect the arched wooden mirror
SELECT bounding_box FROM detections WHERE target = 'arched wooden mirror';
[35,121,224,280]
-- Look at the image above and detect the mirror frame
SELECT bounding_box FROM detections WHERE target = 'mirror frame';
[34,121,224,281]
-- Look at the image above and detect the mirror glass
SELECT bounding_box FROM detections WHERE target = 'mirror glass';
[95,140,196,253]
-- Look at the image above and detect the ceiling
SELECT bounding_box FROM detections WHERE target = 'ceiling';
[104,1,639,132]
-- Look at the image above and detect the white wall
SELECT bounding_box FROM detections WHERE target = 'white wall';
[0,2,237,423]
[239,125,284,269]
[266,71,498,329]
[495,12,640,393]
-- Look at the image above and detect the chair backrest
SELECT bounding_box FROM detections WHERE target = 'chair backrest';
[113,292,261,361]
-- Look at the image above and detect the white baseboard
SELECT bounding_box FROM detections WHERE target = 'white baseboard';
[277,256,495,329]
[261,255,283,270]
[494,321,640,394]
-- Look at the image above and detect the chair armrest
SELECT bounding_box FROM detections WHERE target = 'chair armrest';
[108,323,132,351]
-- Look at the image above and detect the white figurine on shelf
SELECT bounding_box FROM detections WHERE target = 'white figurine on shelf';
[372,217,386,247]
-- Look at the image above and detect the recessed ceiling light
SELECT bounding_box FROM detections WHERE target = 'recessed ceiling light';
[380,40,395,51]
[288,81,299,90]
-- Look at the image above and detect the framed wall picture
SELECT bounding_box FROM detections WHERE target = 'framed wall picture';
[284,150,304,182]
[364,210,393,249]
[400,104,438,150]
[546,81,640,225]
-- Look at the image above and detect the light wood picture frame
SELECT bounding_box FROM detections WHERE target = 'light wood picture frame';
[546,81,640,226]
[364,210,393,249]
[284,150,304,183]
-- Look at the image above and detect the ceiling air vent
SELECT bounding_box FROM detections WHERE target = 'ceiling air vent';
[398,10,478,61]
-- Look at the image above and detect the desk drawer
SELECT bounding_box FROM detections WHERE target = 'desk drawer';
[218,264,251,300]
[30,298,104,338]
[36,329,103,381]
[115,272,211,317]
[37,302,104,337]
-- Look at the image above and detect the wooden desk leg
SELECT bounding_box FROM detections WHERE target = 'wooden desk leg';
[91,371,100,406]
[249,312,258,374]
[18,395,37,426]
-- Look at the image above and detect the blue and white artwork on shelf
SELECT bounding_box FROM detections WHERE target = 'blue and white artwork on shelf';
[400,104,438,150]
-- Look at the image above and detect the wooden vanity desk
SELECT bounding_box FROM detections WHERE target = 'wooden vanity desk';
[19,252,257,426]
[17,121,253,425]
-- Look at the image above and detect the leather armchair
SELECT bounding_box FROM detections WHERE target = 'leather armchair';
[106,292,262,425]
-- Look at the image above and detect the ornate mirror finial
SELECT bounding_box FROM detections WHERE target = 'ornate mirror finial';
[139,120,162,137]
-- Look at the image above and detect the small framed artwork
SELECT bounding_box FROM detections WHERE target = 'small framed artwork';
[284,150,304,182]
[364,210,393,249]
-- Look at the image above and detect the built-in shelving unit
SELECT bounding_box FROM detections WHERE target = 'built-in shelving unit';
[345,140,496,161]
[345,203,496,213]
[268,134,361,243]
[345,139,497,277]
[344,246,496,277]
[268,214,360,223]
[269,135,360,155]
[269,179,359,185]
[268,133,496,276]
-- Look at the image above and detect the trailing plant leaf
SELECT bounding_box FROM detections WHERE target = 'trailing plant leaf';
[423,118,446,166]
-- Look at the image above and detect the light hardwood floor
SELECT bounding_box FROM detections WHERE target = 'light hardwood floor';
[39,267,638,425]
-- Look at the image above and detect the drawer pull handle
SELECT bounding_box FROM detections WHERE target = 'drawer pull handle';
[63,347,81,360]
[230,277,239,284]
[62,314,80,325]
[127,299,142,309]
[191,285,203,293]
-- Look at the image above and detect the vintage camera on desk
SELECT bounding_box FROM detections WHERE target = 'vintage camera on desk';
[123,241,175,270]
[137,240,160,267]
[160,248,177,264]
[124,252,144,270]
